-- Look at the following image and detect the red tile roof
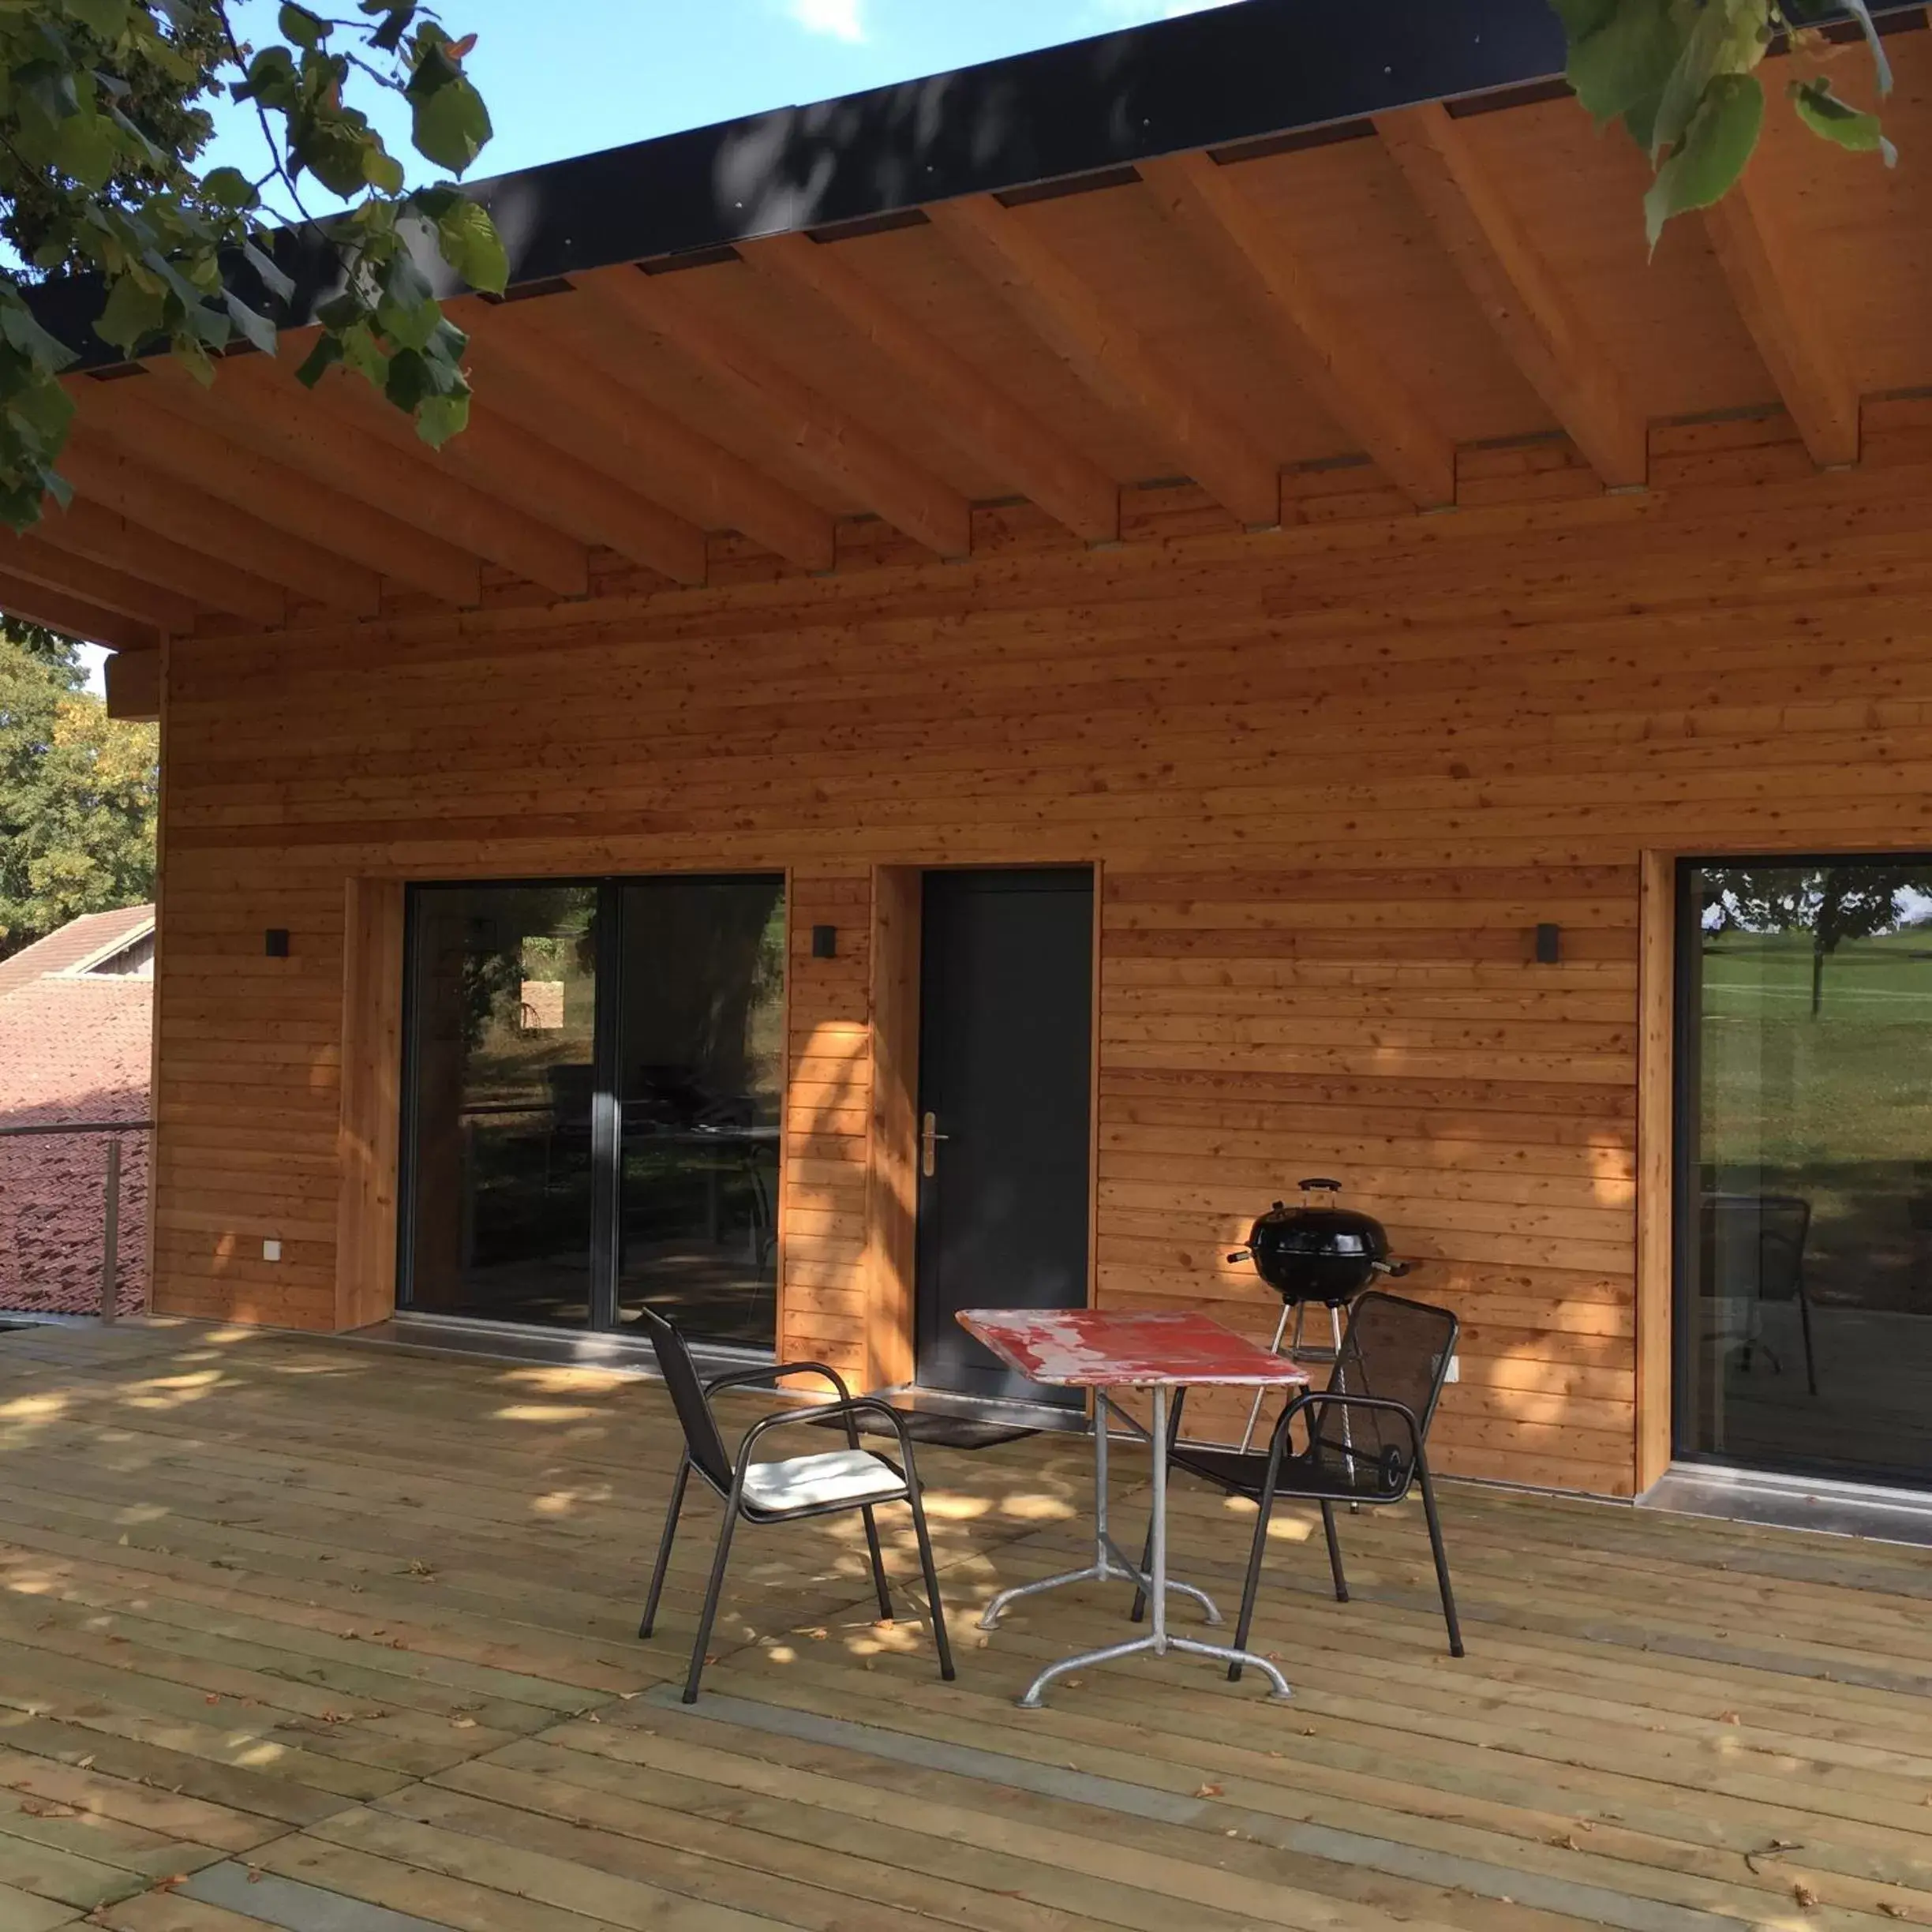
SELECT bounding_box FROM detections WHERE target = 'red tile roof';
[0,911,152,1316]
[0,902,154,1001]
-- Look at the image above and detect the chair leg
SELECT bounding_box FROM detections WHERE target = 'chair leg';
[1128,1515,1155,1623]
[906,1485,956,1682]
[1226,1468,1282,1684]
[1320,1500,1349,1602]
[1797,1287,1820,1398]
[1416,1456,1464,1659]
[861,1504,893,1622]
[683,1503,741,1703]
[639,1455,691,1638]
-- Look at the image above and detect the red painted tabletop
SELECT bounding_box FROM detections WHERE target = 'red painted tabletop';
[957,1308,1313,1389]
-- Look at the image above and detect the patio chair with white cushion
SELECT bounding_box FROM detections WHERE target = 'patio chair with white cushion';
[636,1309,955,1702]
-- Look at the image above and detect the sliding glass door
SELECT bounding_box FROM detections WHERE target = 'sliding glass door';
[616,878,785,1346]
[1676,859,1932,1488]
[403,874,784,1347]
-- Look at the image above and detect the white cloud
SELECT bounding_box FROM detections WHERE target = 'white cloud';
[788,0,866,42]
[1091,0,1241,21]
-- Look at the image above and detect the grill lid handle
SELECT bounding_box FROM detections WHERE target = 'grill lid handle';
[1299,1178,1342,1193]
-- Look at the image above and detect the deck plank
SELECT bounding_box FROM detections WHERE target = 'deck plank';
[2,1320,1930,1930]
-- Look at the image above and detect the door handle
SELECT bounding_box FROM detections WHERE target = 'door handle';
[921,1111,949,1178]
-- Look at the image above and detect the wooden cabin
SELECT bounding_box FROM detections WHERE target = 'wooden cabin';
[17,0,1932,1505]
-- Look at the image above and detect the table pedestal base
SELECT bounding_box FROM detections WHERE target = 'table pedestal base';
[977,1387,1293,1709]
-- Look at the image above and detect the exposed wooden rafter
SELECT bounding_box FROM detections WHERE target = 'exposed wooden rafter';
[87,378,484,608]
[61,442,335,618]
[2,535,197,631]
[0,567,156,651]
[927,193,1282,529]
[310,369,706,588]
[163,356,589,598]
[485,303,835,567]
[3,537,196,633]
[1375,104,1649,489]
[466,310,838,573]
[489,311,836,573]
[1703,173,1860,468]
[31,497,285,625]
[575,265,974,560]
[62,435,374,617]
[751,230,1121,545]
[1139,150,1455,511]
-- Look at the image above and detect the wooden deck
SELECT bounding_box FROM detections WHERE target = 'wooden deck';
[2,1321,1930,1932]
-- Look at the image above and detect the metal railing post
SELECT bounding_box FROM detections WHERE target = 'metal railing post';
[99,1136,122,1324]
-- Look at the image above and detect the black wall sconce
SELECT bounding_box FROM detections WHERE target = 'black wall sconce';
[264,928,290,958]
[1533,923,1562,965]
[811,924,837,960]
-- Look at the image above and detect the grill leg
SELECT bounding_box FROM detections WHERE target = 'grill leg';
[1238,1302,1294,1454]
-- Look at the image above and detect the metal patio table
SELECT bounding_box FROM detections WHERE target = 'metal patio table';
[957,1307,1310,1708]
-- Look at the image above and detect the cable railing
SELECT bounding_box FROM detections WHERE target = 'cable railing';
[0,1119,152,1323]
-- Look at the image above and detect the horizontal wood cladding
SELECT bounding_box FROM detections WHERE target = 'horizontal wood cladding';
[152,406,1932,1496]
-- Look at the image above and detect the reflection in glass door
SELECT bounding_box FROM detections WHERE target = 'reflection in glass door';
[402,874,785,1348]
[616,878,785,1346]
[1677,858,1932,1488]
[405,883,600,1327]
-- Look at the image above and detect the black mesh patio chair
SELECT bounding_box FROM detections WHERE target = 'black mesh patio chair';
[1131,1290,1464,1668]
[1700,1193,1818,1397]
[636,1309,955,1703]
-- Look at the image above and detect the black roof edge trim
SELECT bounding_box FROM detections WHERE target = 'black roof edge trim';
[26,0,1924,368]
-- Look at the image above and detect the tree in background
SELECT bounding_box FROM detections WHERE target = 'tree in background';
[1552,0,1897,247]
[0,1,502,534]
[0,627,156,957]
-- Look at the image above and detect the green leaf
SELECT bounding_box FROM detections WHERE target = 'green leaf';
[279,3,328,47]
[432,197,506,294]
[413,389,469,447]
[363,143,406,193]
[9,373,76,445]
[1564,0,1682,130]
[1790,76,1898,166]
[243,239,296,306]
[51,110,122,192]
[66,0,133,37]
[406,50,492,174]
[93,273,167,354]
[1644,69,1765,250]
[0,297,78,375]
[294,334,344,388]
[201,166,260,210]
[223,290,279,358]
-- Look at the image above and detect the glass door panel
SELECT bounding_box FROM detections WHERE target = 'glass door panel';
[1679,860,1932,1487]
[615,876,785,1346]
[404,883,599,1327]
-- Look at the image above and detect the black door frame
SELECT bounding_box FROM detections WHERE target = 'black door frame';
[1671,848,1932,1489]
[908,862,1100,1399]
[396,869,787,1344]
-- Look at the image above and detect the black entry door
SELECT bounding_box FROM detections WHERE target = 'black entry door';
[915,868,1093,1402]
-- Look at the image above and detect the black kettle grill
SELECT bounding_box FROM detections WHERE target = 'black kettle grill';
[1226,1178,1415,1449]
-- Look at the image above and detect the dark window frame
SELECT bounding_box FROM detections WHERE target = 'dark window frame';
[397,871,786,1349]
[1672,848,1932,1489]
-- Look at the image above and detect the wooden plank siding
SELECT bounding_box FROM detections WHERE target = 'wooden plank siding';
[151,398,1932,1499]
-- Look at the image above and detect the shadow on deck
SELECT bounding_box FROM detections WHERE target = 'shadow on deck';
[0,1319,1929,1930]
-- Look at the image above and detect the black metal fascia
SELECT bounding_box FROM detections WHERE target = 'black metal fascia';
[31,0,1926,364]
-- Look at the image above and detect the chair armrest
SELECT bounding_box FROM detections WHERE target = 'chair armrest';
[733,1397,917,1488]
[705,1359,855,1403]
[1265,1391,1428,1490]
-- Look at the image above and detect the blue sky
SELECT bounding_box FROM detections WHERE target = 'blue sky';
[212,0,1241,217]
[69,0,1235,691]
